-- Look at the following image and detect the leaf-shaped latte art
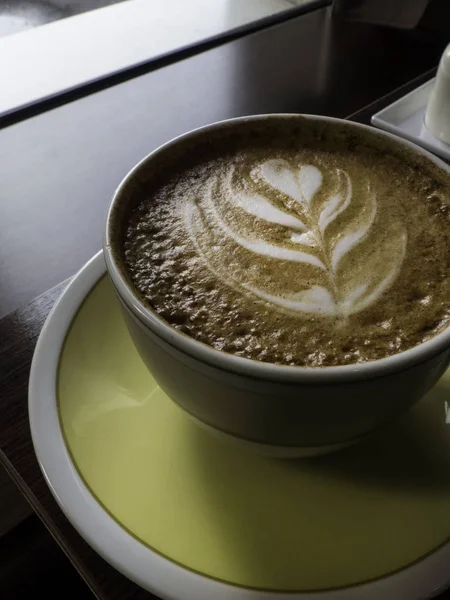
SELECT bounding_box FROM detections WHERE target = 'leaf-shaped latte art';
[199,179,326,269]
[184,159,407,317]
[242,285,338,316]
[331,187,377,272]
[224,166,307,231]
[253,159,323,206]
[318,170,352,234]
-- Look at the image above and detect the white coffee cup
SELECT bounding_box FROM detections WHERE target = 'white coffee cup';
[104,115,450,457]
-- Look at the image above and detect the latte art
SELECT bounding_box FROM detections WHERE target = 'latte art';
[123,120,450,366]
[184,160,407,317]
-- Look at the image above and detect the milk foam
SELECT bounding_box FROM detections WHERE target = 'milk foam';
[124,125,450,367]
[183,159,407,317]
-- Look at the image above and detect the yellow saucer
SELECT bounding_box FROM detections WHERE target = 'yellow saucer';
[57,268,450,594]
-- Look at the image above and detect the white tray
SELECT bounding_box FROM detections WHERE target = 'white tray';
[371,79,450,161]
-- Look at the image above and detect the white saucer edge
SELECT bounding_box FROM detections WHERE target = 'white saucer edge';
[28,250,450,600]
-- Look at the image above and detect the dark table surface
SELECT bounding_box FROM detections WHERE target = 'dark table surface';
[0,5,449,599]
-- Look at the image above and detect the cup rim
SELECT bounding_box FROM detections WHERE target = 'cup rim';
[104,113,450,383]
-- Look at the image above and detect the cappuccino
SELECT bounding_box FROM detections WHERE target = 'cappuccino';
[121,119,450,366]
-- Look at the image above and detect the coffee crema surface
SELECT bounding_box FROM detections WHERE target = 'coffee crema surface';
[121,120,450,366]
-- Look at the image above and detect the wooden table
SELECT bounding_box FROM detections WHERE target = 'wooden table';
[0,6,448,599]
